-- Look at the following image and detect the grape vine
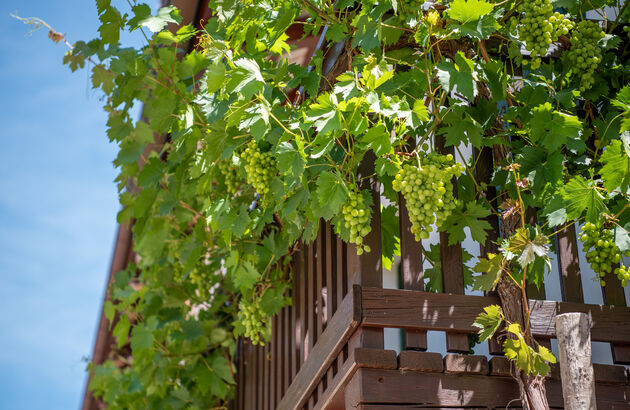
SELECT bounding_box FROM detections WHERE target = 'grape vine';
[21,0,630,407]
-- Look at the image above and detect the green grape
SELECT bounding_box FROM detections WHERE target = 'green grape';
[515,0,574,69]
[393,152,464,242]
[241,140,278,204]
[217,158,241,195]
[566,20,605,92]
[341,190,372,255]
[237,298,269,345]
[579,222,628,285]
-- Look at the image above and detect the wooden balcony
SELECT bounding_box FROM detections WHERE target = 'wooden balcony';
[234,174,630,409]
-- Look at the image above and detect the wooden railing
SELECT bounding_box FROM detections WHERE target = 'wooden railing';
[233,156,630,410]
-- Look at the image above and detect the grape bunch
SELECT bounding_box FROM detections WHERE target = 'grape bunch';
[393,152,464,241]
[237,298,269,345]
[579,222,628,286]
[514,0,573,69]
[566,20,605,91]
[341,190,372,255]
[241,140,277,202]
[217,159,241,195]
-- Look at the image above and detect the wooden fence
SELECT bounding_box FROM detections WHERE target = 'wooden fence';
[233,157,630,409]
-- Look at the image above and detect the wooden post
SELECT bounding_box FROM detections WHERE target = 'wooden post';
[555,312,596,410]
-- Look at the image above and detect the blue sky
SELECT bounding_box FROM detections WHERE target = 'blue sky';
[0,1,156,408]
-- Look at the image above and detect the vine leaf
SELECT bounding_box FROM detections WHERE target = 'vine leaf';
[472,253,502,291]
[441,106,484,147]
[316,172,348,219]
[227,58,265,99]
[600,140,630,193]
[129,5,182,33]
[436,52,478,101]
[473,304,504,341]
[359,122,392,156]
[541,195,567,227]
[562,176,607,222]
[443,201,492,245]
[614,223,630,253]
[130,320,155,352]
[502,227,551,269]
[529,103,582,152]
[447,0,494,23]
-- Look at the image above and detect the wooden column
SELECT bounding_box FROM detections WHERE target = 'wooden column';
[348,150,384,349]
[399,193,427,350]
[437,139,469,353]
[556,312,597,409]
[557,223,584,303]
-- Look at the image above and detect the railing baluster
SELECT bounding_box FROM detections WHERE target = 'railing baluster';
[399,193,427,351]
[437,139,469,353]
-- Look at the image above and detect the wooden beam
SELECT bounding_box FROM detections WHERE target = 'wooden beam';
[360,287,630,344]
[276,286,361,410]
[345,368,630,409]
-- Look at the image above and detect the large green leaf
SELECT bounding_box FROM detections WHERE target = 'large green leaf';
[562,176,607,222]
[447,0,495,23]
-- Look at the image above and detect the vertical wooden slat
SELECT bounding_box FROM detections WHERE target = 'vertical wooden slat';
[263,343,269,410]
[307,242,315,359]
[474,146,503,355]
[316,221,325,400]
[347,150,384,349]
[283,306,291,397]
[316,221,324,341]
[399,194,428,350]
[278,310,284,405]
[291,250,299,381]
[324,223,336,388]
[325,222,335,322]
[269,317,276,410]
[557,223,584,303]
[436,140,469,353]
[601,272,630,364]
[237,340,244,410]
[299,244,307,370]
[244,342,252,410]
[256,345,263,410]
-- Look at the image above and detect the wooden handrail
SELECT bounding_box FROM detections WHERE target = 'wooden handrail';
[276,286,361,410]
[360,287,630,344]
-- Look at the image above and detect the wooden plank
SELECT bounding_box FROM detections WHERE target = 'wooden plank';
[557,223,584,303]
[348,150,384,349]
[324,223,335,390]
[256,345,262,410]
[270,317,276,410]
[345,368,630,409]
[436,140,469,353]
[601,267,630,364]
[276,287,360,410]
[443,354,489,375]
[237,340,244,410]
[399,194,428,351]
[316,221,324,342]
[307,242,315,359]
[244,342,252,410]
[263,343,269,410]
[283,306,291,397]
[360,287,630,343]
[291,251,298,381]
[398,351,443,372]
[299,244,307,370]
[473,146,503,356]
